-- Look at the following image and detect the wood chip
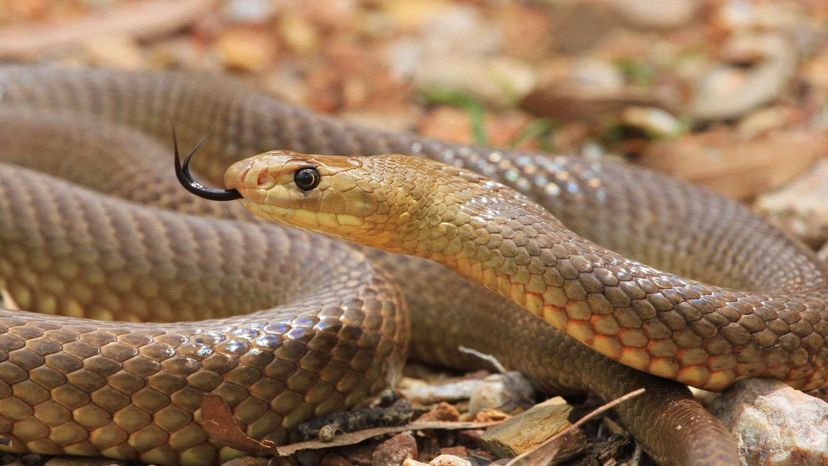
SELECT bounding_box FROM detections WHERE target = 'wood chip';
[480,396,583,459]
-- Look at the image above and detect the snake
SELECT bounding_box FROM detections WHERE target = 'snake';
[0,65,825,466]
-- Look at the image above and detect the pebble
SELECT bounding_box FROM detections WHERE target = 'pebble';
[372,432,418,466]
[709,378,828,466]
[620,106,682,138]
[416,455,472,466]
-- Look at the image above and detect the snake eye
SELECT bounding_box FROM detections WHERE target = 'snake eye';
[294,167,321,191]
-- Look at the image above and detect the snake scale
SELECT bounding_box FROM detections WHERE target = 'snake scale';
[0,65,825,465]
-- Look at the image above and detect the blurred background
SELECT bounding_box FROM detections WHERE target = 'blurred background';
[0,0,826,254]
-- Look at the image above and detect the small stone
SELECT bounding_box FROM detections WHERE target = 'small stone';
[619,106,682,138]
[755,158,828,247]
[429,455,472,466]
[709,379,828,466]
[480,397,585,460]
[372,432,418,466]
[440,446,469,458]
[418,401,461,422]
[402,460,429,466]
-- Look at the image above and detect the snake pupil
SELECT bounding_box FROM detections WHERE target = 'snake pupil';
[294,167,321,191]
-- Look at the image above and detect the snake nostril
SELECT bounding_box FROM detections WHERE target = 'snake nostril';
[256,170,274,189]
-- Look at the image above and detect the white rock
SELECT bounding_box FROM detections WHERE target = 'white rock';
[429,455,472,466]
[709,379,828,466]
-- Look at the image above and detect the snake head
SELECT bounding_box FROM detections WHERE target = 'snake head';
[225,151,417,250]
[225,150,518,255]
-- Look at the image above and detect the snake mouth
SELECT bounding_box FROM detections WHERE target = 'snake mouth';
[172,126,242,201]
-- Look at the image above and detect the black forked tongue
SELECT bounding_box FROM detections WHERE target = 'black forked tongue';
[173,125,242,201]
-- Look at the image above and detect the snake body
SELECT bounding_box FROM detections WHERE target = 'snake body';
[0,65,824,465]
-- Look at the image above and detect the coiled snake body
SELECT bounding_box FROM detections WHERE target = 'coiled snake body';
[0,65,825,465]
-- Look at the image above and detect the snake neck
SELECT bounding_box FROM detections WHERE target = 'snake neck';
[389,184,826,392]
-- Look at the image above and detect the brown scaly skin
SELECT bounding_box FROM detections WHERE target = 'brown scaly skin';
[0,65,785,465]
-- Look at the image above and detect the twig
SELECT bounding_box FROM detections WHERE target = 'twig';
[459,345,507,374]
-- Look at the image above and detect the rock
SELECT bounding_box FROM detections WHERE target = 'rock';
[569,57,625,90]
[468,373,534,415]
[480,397,586,460]
[709,379,828,466]
[402,460,429,466]
[429,455,472,466]
[755,159,828,247]
[639,128,827,199]
[418,401,461,422]
[619,106,683,138]
[819,243,828,263]
[440,446,469,458]
[691,33,797,120]
[372,432,418,466]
